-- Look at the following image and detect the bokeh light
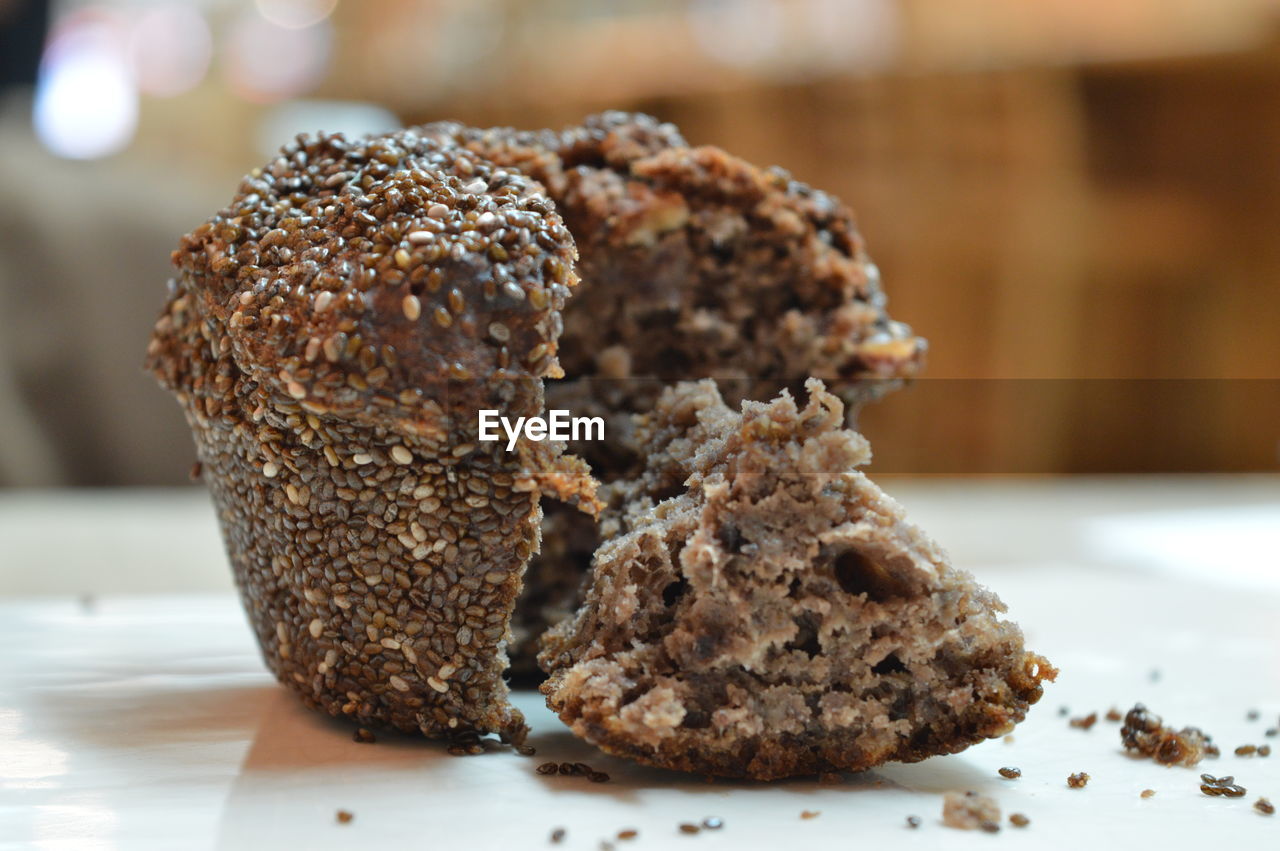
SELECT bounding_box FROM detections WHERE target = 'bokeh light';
[224,8,333,103]
[804,0,899,70]
[255,0,340,31]
[689,0,784,68]
[128,5,213,98]
[33,12,138,160]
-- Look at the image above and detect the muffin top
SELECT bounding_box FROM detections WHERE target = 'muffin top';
[164,128,578,431]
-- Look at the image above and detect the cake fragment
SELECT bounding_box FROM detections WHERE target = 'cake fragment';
[538,379,1054,779]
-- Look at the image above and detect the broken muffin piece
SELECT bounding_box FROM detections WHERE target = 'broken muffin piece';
[146,129,597,745]
[432,112,927,678]
[538,379,1054,779]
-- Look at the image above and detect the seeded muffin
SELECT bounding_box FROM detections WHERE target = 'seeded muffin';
[539,379,1054,779]
[146,129,597,745]
[428,113,926,677]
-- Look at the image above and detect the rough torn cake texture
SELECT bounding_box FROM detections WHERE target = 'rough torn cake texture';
[539,379,1054,779]
[146,128,598,745]
[423,112,926,677]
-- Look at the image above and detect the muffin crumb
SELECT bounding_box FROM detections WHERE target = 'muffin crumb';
[942,791,1001,830]
[1120,703,1209,766]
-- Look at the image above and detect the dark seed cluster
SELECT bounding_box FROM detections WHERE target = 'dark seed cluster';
[1119,703,1210,767]
[536,761,609,782]
[1200,774,1247,797]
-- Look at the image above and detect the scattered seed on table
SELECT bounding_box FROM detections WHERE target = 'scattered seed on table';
[516,744,536,756]
[999,766,1021,779]
[559,763,578,776]
[1256,798,1275,815]
[1202,784,1225,797]
[800,810,820,819]
[1105,708,1123,722]
[1009,813,1030,828]
[1067,772,1090,788]
[1236,745,1258,756]
[1248,709,1260,721]
[1267,728,1278,738]
[536,762,559,775]
[550,827,566,844]
[335,810,353,824]
[1259,745,1271,757]
[1206,744,1222,757]
[617,828,638,840]
[1059,706,1070,716]
[701,817,723,830]
[1070,712,1098,730]
[1141,789,1156,798]
[589,772,610,783]
[980,821,1001,833]
[906,815,922,829]
[678,823,701,834]
[1223,785,1248,798]
[1003,735,1015,744]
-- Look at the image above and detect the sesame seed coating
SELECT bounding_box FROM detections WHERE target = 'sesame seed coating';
[146,128,600,744]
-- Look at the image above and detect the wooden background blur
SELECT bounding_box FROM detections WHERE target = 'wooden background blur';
[1,0,1277,483]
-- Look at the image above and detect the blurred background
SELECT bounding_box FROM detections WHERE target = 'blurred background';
[1,0,1278,486]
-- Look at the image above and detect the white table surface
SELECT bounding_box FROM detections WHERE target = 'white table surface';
[1,477,1278,850]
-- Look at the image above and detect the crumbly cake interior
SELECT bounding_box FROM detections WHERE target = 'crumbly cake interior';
[539,379,1054,779]
[432,113,926,677]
